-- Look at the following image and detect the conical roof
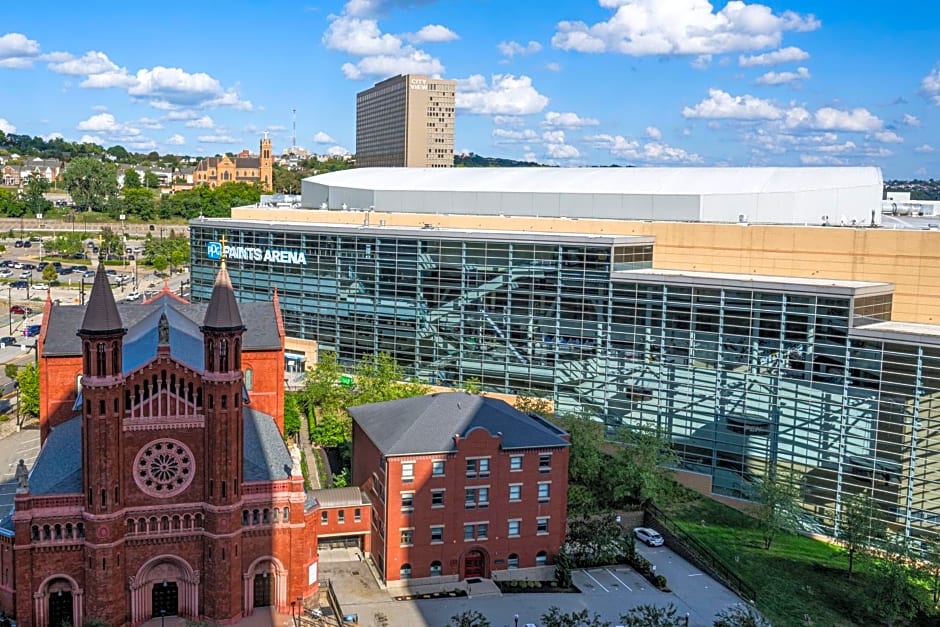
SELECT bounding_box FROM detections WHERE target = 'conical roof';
[79,263,124,334]
[202,262,244,331]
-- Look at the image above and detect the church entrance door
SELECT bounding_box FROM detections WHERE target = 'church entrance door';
[48,590,73,627]
[152,581,179,618]
[253,573,274,607]
[464,550,485,578]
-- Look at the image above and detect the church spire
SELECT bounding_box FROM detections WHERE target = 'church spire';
[80,262,123,334]
[202,244,244,332]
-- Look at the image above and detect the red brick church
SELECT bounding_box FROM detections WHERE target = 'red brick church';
[1,263,319,626]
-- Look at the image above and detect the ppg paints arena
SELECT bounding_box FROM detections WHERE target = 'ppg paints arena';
[190,166,940,547]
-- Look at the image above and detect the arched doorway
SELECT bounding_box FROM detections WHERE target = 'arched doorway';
[34,575,83,627]
[151,580,179,617]
[129,555,199,625]
[252,572,273,607]
[48,589,73,627]
[244,556,287,614]
[462,548,489,579]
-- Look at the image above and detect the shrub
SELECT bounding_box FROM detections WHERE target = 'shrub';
[654,574,668,589]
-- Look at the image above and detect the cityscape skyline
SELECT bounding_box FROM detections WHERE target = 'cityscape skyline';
[0,0,938,177]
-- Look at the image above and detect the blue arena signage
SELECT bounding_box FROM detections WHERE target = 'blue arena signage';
[207,241,307,265]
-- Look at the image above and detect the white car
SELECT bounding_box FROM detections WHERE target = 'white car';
[12,262,23,269]
[0,269,11,278]
[633,527,665,547]
[19,271,31,279]
[31,283,50,291]
[125,291,142,302]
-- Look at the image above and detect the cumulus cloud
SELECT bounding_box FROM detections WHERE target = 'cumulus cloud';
[902,114,920,127]
[545,62,562,72]
[328,145,351,156]
[498,40,542,58]
[542,111,599,128]
[341,50,443,80]
[76,112,150,145]
[683,88,886,132]
[872,130,903,144]
[406,24,459,43]
[493,128,538,142]
[552,1,819,56]
[691,54,712,70]
[755,66,809,85]
[0,118,16,134]
[493,115,525,126]
[914,143,935,153]
[185,115,215,129]
[197,134,239,144]
[739,45,809,67]
[922,66,940,105]
[0,32,40,69]
[48,50,124,76]
[313,131,336,144]
[456,74,549,115]
[165,134,186,145]
[646,126,662,139]
[137,117,164,130]
[585,133,702,163]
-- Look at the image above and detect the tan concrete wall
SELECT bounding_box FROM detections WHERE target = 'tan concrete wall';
[231,207,940,325]
[284,337,319,367]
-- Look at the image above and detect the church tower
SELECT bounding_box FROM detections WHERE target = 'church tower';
[77,263,128,624]
[259,134,273,192]
[200,258,247,620]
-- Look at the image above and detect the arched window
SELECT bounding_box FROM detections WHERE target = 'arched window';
[507,553,519,569]
[242,510,249,526]
[234,338,242,368]
[429,561,442,576]
[96,342,106,375]
[399,564,412,580]
[219,338,229,371]
[535,551,548,566]
[112,341,121,375]
[76,374,83,394]
[207,340,215,372]
[244,367,253,391]
[127,520,135,534]
[282,507,290,522]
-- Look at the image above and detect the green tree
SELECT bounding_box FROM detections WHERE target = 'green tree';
[42,264,58,283]
[353,352,429,405]
[864,538,921,626]
[143,171,160,189]
[23,174,52,215]
[514,394,553,416]
[47,232,84,257]
[555,415,613,514]
[123,169,142,189]
[565,514,631,566]
[16,363,39,417]
[62,157,119,212]
[0,188,25,217]
[448,610,491,627]
[106,145,131,162]
[614,425,679,508]
[921,536,940,606]
[151,254,168,274]
[4,363,18,381]
[123,187,156,220]
[98,227,124,260]
[753,469,803,550]
[619,604,684,627]
[837,490,885,577]
[541,606,611,627]
[283,393,301,438]
[713,604,772,627]
[169,248,187,272]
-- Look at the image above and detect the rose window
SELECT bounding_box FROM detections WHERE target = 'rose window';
[134,439,195,497]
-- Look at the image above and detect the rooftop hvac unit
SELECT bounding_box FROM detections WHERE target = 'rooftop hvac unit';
[738,213,747,223]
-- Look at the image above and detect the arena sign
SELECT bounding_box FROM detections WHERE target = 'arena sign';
[207,241,307,265]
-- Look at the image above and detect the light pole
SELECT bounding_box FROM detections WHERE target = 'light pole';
[120,214,126,270]
[291,600,300,627]
[514,614,519,627]
[160,608,165,627]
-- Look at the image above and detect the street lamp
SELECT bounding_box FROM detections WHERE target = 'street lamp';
[160,608,165,627]
[291,601,300,627]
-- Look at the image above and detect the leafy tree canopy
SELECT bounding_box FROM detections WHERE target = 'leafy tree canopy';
[17,363,39,417]
[62,157,119,212]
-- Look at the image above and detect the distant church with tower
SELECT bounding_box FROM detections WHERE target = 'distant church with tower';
[193,135,273,191]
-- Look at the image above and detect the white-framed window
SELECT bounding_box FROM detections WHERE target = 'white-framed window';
[354,508,361,522]
[538,482,551,502]
[537,517,549,535]
[400,528,414,546]
[508,484,522,502]
[509,455,523,471]
[477,523,488,539]
[430,525,444,544]
[507,553,519,569]
[432,460,445,476]
[539,454,551,473]
[400,563,412,579]
[536,551,548,566]
[465,457,491,478]
[463,521,489,541]
[430,560,443,576]
[431,489,445,507]
[465,487,489,509]
[508,519,521,537]
[401,492,415,512]
[338,510,345,524]
[320,511,328,525]
[463,523,474,541]
[401,462,414,482]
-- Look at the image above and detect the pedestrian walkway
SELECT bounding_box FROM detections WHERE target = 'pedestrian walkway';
[298,407,321,489]
[138,607,290,626]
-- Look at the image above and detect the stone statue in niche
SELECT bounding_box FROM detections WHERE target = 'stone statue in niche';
[158,313,170,345]
[291,444,303,477]
[15,459,29,492]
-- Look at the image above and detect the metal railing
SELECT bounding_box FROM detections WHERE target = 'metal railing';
[645,504,757,602]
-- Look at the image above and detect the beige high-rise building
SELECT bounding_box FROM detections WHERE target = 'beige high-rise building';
[355,74,456,168]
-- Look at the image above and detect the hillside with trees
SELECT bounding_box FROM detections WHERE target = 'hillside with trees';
[885,178,940,200]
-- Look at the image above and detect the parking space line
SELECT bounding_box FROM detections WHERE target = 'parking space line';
[605,568,632,592]
[584,570,609,592]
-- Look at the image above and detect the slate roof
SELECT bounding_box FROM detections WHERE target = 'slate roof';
[80,264,124,334]
[28,408,291,495]
[43,291,280,360]
[349,392,570,456]
[202,262,244,331]
[310,486,368,508]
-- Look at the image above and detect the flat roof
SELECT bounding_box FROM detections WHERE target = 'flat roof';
[191,217,653,246]
[613,268,894,297]
[850,321,940,347]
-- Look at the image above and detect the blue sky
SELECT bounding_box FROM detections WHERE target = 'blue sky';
[1,0,938,178]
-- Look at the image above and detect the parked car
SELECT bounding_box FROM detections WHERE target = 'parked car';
[18,271,31,279]
[9,281,27,289]
[31,283,49,291]
[23,324,41,337]
[0,260,11,267]
[0,336,16,348]
[74,265,88,272]
[58,267,74,276]
[0,269,12,278]
[633,527,665,547]
[12,262,23,269]
[82,270,96,278]
[13,240,23,248]
[106,269,117,276]
[10,305,33,315]
[22,240,31,248]
[125,291,142,302]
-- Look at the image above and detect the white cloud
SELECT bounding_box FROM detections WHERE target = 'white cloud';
[498,40,542,58]
[313,131,336,144]
[185,116,215,129]
[456,74,549,115]
[328,145,351,156]
[341,50,443,80]
[197,134,239,144]
[755,66,809,85]
[523,152,538,163]
[914,143,935,153]
[922,66,940,105]
[739,45,809,67]
[552,1,819,56]
[80,69,138,89]
[129,67,251,110]
[542,130,566,144]
[77,113,130,133]
[40,132,63,142]
[691,54,712,70]
[406,24,459,43]
[163,110,201,121]
[493,115,525,126]
[324,16,405,56]
[76,113,148,145]
[546,143,580,159]
[165,134,186,145]
[0,33,40,69]
[682,88,782,120]
[586,133,702,163]
[48,50,123,76]
[683,89,886,132]
[91,104,109,112]
[0,118,16,134]
[646,126,662,139]
[545,62,562,72]
[492,128,538,142]
[79,134,103,145]
[542,111,599,128]
[873,130,903,144]
[137,117,163,130]
[902,114,921,127]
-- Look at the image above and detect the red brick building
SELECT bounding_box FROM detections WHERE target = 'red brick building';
[349,393,570,584]
[2,263,320,626]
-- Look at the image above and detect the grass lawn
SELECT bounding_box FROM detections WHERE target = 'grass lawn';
[666,497,932,626]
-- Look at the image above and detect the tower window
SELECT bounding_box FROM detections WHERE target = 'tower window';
[219,338,229,371]
[96,342,106,375]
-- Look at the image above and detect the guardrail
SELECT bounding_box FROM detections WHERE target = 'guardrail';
[645,504,757,602]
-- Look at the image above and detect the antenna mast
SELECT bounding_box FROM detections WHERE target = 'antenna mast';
[291,108,297,151]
